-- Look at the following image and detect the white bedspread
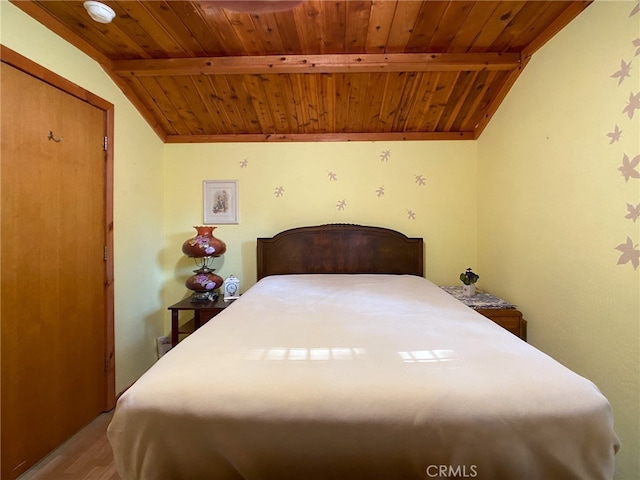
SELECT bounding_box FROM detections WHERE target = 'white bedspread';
[108,275,619,480]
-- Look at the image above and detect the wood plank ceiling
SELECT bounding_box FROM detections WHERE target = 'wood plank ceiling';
[10,0,592,143]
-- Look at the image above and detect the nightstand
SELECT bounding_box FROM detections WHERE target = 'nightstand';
[440,286,527,341]
[168,296,236,346]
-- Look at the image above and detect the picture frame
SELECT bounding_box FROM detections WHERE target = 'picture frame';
[203,180,239,224]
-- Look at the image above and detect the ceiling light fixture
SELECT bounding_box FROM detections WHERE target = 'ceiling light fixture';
[83,1,116,24]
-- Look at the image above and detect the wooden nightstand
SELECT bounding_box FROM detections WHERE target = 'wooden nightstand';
[168,296,236,347]
[440,286,527,341]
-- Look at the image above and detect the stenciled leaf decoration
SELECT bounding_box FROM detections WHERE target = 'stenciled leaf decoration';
[607,124,622,143]
[625,203,640,222]
[611,59,632,85]
[618,153,640,182]
[615,236,640,269]
[622,91,640,119]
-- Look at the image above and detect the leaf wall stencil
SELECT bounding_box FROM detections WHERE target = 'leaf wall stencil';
[618,153,640,182]
[622,91,640,118]
[379,150,391,162]
[611,59,632,85]
[607,125,622,143]
[625,203,640,222]
[615,237,640,269]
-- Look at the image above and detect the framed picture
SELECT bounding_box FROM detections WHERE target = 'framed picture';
[203,180,239,224]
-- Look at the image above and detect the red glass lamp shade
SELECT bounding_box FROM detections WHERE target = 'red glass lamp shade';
[185,272,222,293]
[182,226,226,258]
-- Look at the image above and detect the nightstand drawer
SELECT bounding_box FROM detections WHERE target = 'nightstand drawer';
[475,308,527,341]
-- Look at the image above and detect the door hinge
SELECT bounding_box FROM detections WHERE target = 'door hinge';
[103,136,108,151]
[103,246,108,261]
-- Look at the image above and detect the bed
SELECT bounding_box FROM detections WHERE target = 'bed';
[108,224,619,480]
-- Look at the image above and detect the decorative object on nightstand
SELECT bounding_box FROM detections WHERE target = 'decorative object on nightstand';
[459,267,479,296]
[223,275,240,300]
[440,286,527,341]
[182,226,227,303]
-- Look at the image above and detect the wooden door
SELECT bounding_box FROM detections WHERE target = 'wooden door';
[1,61,112,480]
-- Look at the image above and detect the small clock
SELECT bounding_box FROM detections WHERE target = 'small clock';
[223,275,240,300]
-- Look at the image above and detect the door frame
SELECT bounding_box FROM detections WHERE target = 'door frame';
[1,45,116,409]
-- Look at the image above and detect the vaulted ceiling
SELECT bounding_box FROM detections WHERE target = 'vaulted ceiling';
[11,0,592,142]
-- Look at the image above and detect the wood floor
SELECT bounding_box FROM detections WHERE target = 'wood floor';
[17,411,121,480]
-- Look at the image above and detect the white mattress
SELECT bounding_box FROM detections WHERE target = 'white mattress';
[108,275,619,480]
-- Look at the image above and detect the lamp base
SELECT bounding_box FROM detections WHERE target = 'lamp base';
[189,291,219,303]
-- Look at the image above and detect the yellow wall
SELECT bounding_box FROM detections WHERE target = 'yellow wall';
[1,1,167,392]
[478,2,640,478]
[3,1,638,477]
[163,141,477,313]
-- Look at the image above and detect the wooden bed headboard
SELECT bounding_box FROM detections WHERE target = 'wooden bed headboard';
[257,224,424,280]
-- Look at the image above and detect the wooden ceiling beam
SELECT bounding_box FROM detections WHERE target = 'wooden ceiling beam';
[164,131,475,143]
[112,52,521,77]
